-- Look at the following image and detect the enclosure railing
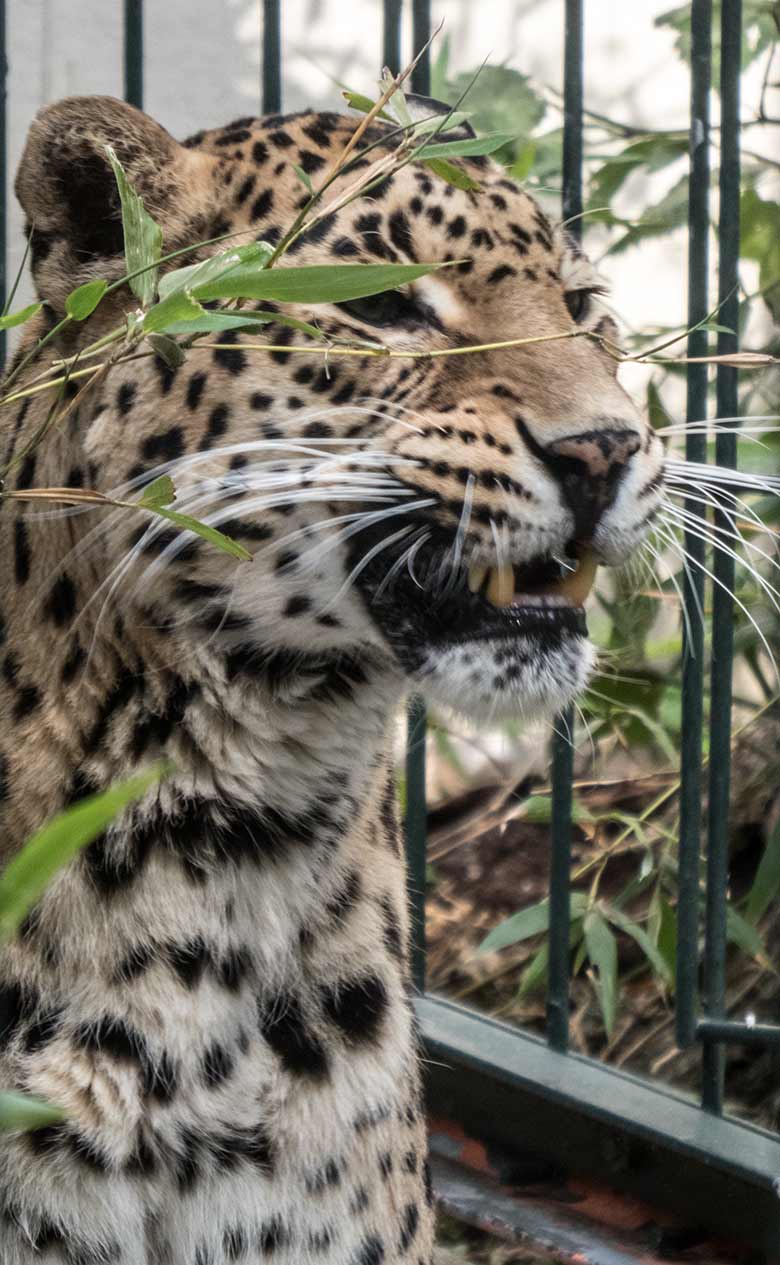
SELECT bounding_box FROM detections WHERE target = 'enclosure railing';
[2,0,779,1252]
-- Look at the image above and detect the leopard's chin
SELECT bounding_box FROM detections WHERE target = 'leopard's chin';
[412,627,596,724]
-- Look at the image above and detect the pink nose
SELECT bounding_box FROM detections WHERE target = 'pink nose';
[543,428,641,539]
[546,429,641,482]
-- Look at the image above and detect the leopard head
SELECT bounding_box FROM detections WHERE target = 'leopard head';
[9,95,665,729]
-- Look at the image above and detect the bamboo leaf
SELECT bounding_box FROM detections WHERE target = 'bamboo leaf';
[746,821,780,925]
[149,506,252,562]
[105,145,163,307]
[584,909,618,1036]
[65,280,108,321]
[0,766,166,937]
[0,1091,65,1133]
[157,242,273,301]
[191,261,447,306]
[342,90,395,122]
[422,157,481,191]
[0,302,43,331]
[726,904,769,966]
[517,943,549,997]
[160,311,325,339]
[418,131,516,159]
[604,904,674,986]
[137,475,176,509]
[143,289,204,334]
[146,332,187,369]
[292,163,314,195]
[478,892,588,955]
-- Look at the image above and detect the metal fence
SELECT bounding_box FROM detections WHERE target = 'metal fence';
[2,0,780,1253]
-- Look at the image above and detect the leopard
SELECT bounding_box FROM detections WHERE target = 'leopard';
[0,92,665,1265]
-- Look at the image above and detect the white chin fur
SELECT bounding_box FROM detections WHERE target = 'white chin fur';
[415,635,596,725]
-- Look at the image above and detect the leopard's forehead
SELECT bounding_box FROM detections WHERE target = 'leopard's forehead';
[181,108,599,297]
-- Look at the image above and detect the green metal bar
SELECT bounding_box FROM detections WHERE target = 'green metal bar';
[699,1019,780,1048]
[419,995,780,1253]
[675,0,711,1052]
[547,720,574,1051]
[701,0,742,1114]
[123,0,143,109]
[402,0,430,996]
[546,0,583,1055]
[405,695,427,993]
[262,0,281,114]
[411,0,431,95]
[561,0,584,234]
[383,0,403,76]
[0,0,6,368]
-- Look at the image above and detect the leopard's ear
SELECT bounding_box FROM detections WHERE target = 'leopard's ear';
[403,93,476,140]
[15,95,207,311]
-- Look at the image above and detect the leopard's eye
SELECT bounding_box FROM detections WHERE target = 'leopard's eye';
[337,290,424,328]
[564,288,592,322]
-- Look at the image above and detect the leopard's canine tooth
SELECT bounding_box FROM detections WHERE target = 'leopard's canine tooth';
[467,564,488,594]
[554,550,599,606]
[485,564,514,608]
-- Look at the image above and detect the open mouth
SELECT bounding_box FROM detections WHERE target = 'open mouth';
[350,523,599,665]
[465,550,599,612]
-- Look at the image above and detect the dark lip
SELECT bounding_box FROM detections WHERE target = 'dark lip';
[347,524,589,666]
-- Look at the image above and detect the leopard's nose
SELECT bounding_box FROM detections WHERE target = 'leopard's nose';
[543,427,641,538]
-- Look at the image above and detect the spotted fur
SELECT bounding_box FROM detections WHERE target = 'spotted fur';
[0,96,665,1264]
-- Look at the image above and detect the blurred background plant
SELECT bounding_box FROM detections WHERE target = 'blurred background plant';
[413,2,780,1123]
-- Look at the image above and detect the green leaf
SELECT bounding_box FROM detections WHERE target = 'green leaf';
[584,908,618,1037]
[104,145,163,308]
[432,64,545,156]
[0,302,42,331]
[517,943,549,998]
[142,289,204,334]
[341,90,394,122]
[746,822,780,925]
[0,1091,65,1132]
[656,893,678,985]
[604,904,674,986]
[478,892,588,955]
[0,767,166,938]
[157,242,273,301]
[146,332,187,369]
[191,261,447,306]
[588,136,687,211]
[422,157,481,191]
[137,475,176,509]
[159,310,325,339]
[417,131,517,160]
[65,280,108,321]
[292,163,314,195]
[726,904,769,964]
[148,506,252,562]
[656,1,778,79]
[520,794,594,825]
[740,188,780,322]
[607,174,690,256]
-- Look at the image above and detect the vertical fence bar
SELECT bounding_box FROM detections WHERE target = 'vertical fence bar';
[383,0,403,76]
[675,0,712,1052]
[546,0,583,1054]
[262,0,281,114]
[0,0,6,368]
[701,0,741,1113]
[406,695,428,993]
[123,0,143,109]
[411,0,431,95]
[404,0,431,994]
